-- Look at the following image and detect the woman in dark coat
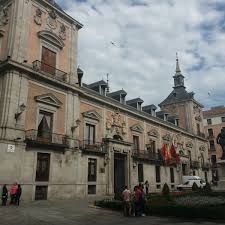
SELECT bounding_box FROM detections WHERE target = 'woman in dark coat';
[15,184,22,206]
[1,185,8,206]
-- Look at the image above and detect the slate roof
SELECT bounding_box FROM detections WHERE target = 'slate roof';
[203,107,225,118]
[126,98,144,105]
[107,90,127,97]
[158,86,195,107]
[46,0,64,11]
[87,80,108,88]
[142,104,157,111]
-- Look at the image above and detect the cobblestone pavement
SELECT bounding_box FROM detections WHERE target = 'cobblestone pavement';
[0,198,224,225]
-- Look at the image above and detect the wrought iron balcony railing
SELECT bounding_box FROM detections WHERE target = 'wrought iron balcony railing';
[132,150,164,165]
[32,60,67,82]
[25,130,67,149]
[190,160,200,169]
[207,135,215,139]
[80,140,107,155]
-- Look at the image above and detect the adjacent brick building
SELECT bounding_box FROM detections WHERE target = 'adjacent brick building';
[203,106,225,182]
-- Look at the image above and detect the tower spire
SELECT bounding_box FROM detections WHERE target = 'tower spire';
[175,52,181,76]
[106,73,109,93]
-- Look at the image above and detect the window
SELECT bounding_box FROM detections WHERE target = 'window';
[211,155,217,165]
[209,140,215,150]
[88,158,97,182]
[207,118,212,125]
[175,119,179,126]
[197,123,200,135]
[85,123,95,144]
[37,111,53,142]
[188,150,192,162]
[193,171,196,176]
[36,153,50,181]
[170,168,174,183]
[88,185,96,194]
[35,186,48,200]
[147,140,156,153]
[138,164,144,183]
[41,46,56,75]
[182,164,187,175]
[222,117,225,122]
[133,135,139,151]
[155,166,161,183]
[208,128,214,137]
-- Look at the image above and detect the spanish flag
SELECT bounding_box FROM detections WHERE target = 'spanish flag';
[161,143,171,164]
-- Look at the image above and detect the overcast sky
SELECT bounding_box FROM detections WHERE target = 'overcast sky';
[56,0,225,109]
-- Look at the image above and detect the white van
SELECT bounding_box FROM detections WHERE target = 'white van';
[177,176,206,191]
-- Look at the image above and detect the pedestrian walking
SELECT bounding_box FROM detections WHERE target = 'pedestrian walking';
[1,185,8,206]
[15,184,22,206]
[145,180,149,194]
[10,182,18,204]
[122,186,131,216]
[134,185,142,216]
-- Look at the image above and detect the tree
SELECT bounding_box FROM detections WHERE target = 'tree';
[162,183,170,196]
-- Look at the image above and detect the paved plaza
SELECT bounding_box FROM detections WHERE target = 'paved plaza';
[0,198,224,225]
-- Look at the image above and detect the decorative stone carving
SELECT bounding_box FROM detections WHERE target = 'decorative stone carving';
[193,104,202,122]
[105,109,127,138]
[130,124,143,133]
[162,133,172,142]
[199,146,206,152]
[173,133,184,147]
[38,30,65,49]
[47,9,57,29]
[59,24,66,40]
[34,8,42,25]
[148,129,159,138]
[186,141,193,148]
[0,6,9,27]
[82,110,101,121]
[34,93,62,108]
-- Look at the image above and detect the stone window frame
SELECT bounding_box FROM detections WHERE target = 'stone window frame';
[82,110,101,143]
[35,102,58,134]
[39,39,60,70]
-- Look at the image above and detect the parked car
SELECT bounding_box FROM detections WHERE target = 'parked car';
[177,176,206,191]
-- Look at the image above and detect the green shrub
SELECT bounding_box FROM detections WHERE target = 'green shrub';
[192,182,199,192]
[203,182,212,194]
[162,183,170,196]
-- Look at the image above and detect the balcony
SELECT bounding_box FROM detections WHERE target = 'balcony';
[201,162,211,171]
[25,129,68,151]
[132,150,164,165]
[190,160,200,169]
[80,140,107,156]
[32,60,67,82]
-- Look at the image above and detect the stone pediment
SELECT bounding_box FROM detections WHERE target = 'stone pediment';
[130,124,143,133]
[162,133,172,142]
[148,129,159,138]
[82,110,101,121]
[35,93,62,108]
[38,30,64,49]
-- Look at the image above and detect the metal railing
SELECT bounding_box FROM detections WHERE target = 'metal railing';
[197,132,205,138]
[80,140,107,154]
[132,150,164,164]
[25,129,67,145]
[32,60,67,82]
[190,160,200,169]
[207,134,214,139]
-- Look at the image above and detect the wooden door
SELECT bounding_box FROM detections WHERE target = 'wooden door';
[41,46,56,75]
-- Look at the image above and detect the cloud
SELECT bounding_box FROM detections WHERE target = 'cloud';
[56,0,225,109]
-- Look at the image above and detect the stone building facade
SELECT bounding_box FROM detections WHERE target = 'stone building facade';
[203,106,225,182]
[0,0,211,201]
